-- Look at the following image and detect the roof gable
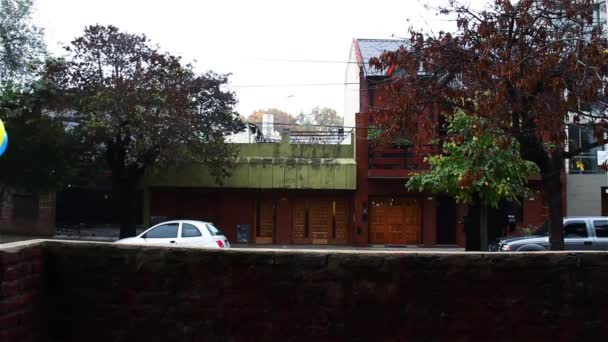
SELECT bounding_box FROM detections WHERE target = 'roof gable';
[354,38,408,77]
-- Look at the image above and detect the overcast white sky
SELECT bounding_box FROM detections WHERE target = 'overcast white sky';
[33,0,483,120]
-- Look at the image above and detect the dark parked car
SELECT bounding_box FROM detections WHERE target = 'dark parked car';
[494,217,608,252]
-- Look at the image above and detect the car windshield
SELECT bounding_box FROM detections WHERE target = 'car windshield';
[206,223,225,236]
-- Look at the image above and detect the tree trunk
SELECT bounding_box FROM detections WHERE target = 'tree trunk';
[480,204,489,251]
[464,202,481,251]
[518,128,565,251]
[107,141,144,239]
[116,180,138,239]
[541,158,565,250]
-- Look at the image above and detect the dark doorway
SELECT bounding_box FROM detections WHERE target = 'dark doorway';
[437,197,457,245]
[56,187,143,226]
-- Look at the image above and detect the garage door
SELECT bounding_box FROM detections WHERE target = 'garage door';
[370,198,421,245]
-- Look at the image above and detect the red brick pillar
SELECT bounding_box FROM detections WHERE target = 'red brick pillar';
[275,197,292,244]
[423,197,437,247]
[354,112,370,246]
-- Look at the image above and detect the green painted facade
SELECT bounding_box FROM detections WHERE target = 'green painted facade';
[145,133,357,190]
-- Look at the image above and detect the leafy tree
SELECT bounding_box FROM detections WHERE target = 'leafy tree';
[0,0,46,82]
[0,83,75,193]
[47,25,244,238]
[247,108,296,125]
[408,110,539,250]
[0,0,72,205]
[370,0,608,250]
[295,107,343,130]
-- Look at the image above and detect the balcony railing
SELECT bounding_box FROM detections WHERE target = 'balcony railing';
[568,154,608,174]
[228,123,354,145]
[369,144,441,170]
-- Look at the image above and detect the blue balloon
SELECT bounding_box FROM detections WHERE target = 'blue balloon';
[0,134,7,156]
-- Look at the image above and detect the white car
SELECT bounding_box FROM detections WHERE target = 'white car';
[115,220,230,249]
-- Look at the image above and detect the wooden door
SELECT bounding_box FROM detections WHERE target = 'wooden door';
[402,199,421,244]
[387,205,405,244]
[330,199,349,244]
[309,200,331,244]
[292,198,349,245]
[370,198,421,245]
[256,200,275,244]
[292,200,309,244]
[370,205,387,244]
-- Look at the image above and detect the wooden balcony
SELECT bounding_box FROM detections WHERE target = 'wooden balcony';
[368,144,441,179]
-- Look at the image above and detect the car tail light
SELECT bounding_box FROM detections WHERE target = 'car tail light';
[216,240,225,248]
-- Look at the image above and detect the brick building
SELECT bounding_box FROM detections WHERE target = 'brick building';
[345,38,553,247]
[144,126,357,245]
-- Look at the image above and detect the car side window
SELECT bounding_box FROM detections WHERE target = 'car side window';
[144,223,179,238]
[182,223,202,238]
[564,221,588,238]
[593,220,608,238]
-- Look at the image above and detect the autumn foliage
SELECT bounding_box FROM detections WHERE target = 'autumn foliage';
[369,0,608,249]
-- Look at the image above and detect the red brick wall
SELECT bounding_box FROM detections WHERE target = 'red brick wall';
[0,192,56,236]
[42,242,608,341]
[359,73,370,113]
[0,243,45,341]
[354,112,370,245]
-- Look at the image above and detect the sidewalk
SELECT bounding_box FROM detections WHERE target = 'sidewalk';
[53,226,145,242]
[232,244,464,252]
[3,227,465,251]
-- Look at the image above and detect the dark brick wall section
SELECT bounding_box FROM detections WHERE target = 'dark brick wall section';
[43,242,608,342]
[0,243,45,342]
[0,193,56,236]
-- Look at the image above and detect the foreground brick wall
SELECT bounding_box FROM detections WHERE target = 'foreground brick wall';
[3,241,608,341]
[41,243,608,341]
[0,243,45,342]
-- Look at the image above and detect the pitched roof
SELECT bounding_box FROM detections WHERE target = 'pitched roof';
[353,38,408,77]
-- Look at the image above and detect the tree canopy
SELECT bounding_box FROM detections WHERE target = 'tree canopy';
[369,0,608,250]
[0,83,76,194]
[0,0,46,83]
[247,108,296,125]
[47,25,244,237]
[0,0,74,197]
[295,107,343,130]
[408,110,539,207]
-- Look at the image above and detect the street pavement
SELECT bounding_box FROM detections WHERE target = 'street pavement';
[1,226,464,251]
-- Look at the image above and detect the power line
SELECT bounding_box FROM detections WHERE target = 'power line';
[228,82,361,88]
[253,58,368,65]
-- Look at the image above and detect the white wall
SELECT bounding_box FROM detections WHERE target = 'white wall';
[567,174,608,216]
[343,43,360,129]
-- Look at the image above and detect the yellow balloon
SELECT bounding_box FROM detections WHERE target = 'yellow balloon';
[0,119,5,143]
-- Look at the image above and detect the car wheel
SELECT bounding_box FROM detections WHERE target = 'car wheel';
[517,244,545,252]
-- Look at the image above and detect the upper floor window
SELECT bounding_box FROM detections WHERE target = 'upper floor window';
[568,124,605,174]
